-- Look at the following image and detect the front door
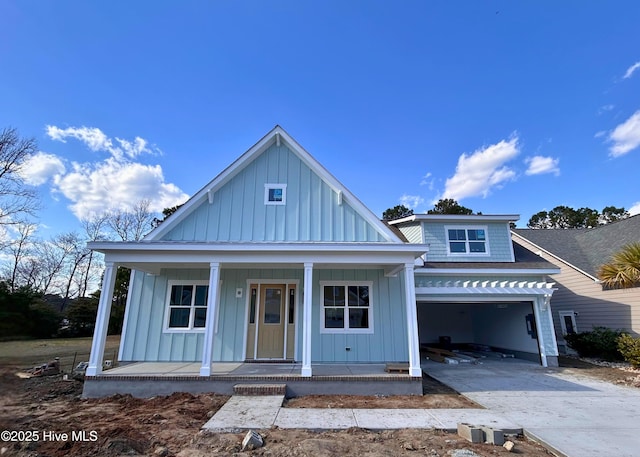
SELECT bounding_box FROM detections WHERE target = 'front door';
[257,285,286,358]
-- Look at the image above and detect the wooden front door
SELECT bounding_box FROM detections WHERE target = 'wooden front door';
[256,285,286,358]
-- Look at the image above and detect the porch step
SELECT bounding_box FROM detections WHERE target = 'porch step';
[233,383,287,396]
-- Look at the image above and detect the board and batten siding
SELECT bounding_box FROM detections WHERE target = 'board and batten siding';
[513,236,640,339]
[161,143,386,243]
[423,221,514,262]
[312,269,409,363]
[119,267,408,363]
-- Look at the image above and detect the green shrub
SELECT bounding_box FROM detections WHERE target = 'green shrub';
[564,327,626,361]
[617,334,640,368]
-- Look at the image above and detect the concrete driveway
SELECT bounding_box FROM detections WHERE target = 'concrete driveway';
[424,358,640,457]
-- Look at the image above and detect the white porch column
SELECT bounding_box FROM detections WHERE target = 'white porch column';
[86,261,118,376]
[533,295,548,367]
[200,262,221,376]
[403,263,422,377]
[301,262,313,377]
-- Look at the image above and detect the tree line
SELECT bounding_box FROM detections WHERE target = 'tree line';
[0,127,161,340]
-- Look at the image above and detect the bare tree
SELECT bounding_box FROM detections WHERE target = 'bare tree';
[79,214,109,297]
[0,127,40,225]
[4,221,37,292]
[106,199,157,241]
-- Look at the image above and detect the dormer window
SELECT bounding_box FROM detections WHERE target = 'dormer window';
[264,184,287,205]
[446,226,489,255]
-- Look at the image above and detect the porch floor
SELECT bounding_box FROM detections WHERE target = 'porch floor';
[101,362,406,378]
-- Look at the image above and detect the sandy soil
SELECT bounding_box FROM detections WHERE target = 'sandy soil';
[5,338,636,456]
[0,365,554,457]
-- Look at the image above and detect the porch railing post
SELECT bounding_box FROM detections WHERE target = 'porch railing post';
[200,262,220,376]
[301,262,313,377]
[404,263,422,377]
[86,261,118,376]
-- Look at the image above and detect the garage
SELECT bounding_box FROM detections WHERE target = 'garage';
[417,300,542,364]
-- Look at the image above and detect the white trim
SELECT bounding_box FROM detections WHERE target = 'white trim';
[416,287,556,301]
[415,267,561,275]
[404,264,421,377]
[243,279,300,360]
[117,268,136,362]
[301,263,313,376]
[389,214,521,224]
[264,183,287,205]
[163,280,210,333]
[200,262,220,376]
[559,310,578,336]
[532,296,547,367]
[86,262,118,376]
[319,281,374,334]
[445,225,490,257]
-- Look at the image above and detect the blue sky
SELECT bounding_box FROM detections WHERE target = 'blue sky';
[1,1,639,237]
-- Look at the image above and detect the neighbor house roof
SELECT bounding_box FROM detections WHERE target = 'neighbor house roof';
[512,214,640,278]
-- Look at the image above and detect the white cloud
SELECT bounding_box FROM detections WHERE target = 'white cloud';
[442,136,519,200]
[608,110,640,157]
[524,156,560,176]
[55,158,188,219]
[629,202,640,216]
[594,130,607,139]
[598,104,615,115]
[399,194,424,209]
[623,61,640,79]
[46,125,158,160]
[20,152,66,185]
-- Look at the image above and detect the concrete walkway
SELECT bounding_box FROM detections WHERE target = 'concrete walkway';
[203,394,520,433]
[202,359,640,457]
[426,359,640,457]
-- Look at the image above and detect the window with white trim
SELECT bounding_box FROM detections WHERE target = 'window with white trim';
[559,311,577,336]
[445,226,489,255]
[321,282,373,333]
[165,281,209,331]
[264,183,287,205]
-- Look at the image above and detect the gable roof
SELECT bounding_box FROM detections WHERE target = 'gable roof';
[512,214,640,278]
[146,126,403,243]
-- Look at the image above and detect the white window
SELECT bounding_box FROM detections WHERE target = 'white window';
[559,311,577,336]
[264,183,287,205]
[445,226,489,255]
[320,281,373,333]
[164,281,209,332]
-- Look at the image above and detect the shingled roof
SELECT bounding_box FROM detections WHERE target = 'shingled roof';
[512,214,640,278]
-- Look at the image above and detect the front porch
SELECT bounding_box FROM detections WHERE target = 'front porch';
[82,362,423,398]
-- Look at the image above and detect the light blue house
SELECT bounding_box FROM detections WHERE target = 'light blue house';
[84,126,560,397]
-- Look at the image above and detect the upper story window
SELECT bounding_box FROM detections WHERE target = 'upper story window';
[445,226,489,256]
[320,281,373,334]
[164,281,209,332]
[264,184,287,205]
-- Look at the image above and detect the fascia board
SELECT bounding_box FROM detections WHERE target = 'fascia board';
[89,241,429,255]
[415,267,561,275]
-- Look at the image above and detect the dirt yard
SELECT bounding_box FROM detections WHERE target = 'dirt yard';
[6,339,637,456]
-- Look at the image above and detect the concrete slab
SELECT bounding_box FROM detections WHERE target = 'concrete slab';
[274,408,357,429]
[353,409,442,429]
[423,359,640,457]
[427,409,522,434]
[202,395,284,432]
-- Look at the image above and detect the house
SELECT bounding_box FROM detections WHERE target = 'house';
[512,215,640,353]
[388,214,560,366]
[83,126,560,398]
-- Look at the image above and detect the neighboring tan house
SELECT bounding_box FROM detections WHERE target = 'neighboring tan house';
[83,126,561,397]
[512,215,640,353]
